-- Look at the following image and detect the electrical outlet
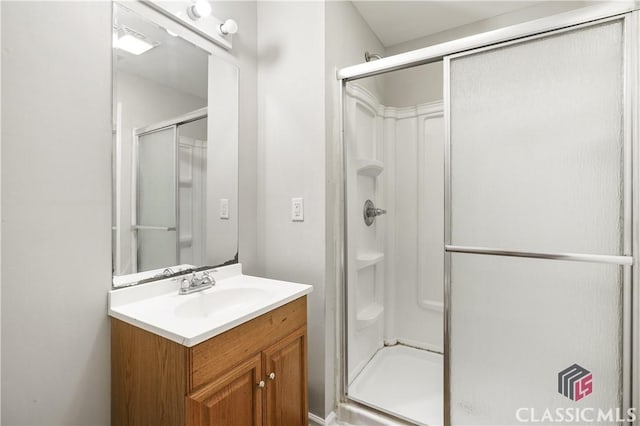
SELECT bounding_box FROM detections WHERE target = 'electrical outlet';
[220,198,229,219]
[291,198,304,221]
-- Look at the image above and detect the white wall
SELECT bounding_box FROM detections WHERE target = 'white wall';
[1,1,259,424]
[1,2,112,424]
[256,1,326,417]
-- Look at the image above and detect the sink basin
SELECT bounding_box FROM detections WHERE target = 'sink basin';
[174,287,270,319]
[108,263,313,346]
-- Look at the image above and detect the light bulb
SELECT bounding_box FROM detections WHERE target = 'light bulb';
[187,0,211,21]
[219,19,238,36]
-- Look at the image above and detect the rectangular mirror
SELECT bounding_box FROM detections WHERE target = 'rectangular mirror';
[112,2,238,287]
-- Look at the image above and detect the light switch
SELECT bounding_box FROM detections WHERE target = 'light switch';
[220,198,229,219]
[291,198,304,222]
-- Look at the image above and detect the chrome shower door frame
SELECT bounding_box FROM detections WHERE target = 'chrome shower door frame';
[337,4,640,426]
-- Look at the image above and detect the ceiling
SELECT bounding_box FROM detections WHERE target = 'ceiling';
[351,1,540,47]
[114,4,208,99]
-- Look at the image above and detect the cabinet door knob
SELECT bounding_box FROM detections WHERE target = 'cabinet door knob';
[257,380,265,388]
[268,372,276,380]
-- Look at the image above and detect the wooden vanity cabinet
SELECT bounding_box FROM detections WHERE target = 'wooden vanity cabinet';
[112,296,308,426]
[186,354,264,426]
[263,329,308,426]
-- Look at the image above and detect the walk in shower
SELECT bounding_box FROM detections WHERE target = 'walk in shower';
[343,74,445,425]
[339,4,640,426]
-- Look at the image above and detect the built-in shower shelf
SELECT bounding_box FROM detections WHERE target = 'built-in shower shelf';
[356,252,384,270]
[357,159,384,177]
[356,303,384,329]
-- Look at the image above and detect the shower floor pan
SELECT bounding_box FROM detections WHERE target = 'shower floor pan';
[349,344,443,426]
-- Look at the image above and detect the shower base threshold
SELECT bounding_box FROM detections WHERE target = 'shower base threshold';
[348,344,443,426]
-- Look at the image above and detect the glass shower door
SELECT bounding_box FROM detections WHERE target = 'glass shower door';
[135,126,178,271]
[446,17,632,425]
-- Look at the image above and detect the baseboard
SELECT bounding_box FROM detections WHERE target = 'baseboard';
[309,411,338,426]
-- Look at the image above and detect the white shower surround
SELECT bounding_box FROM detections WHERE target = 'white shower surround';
[178,135,207,266]
[345,83,444,386]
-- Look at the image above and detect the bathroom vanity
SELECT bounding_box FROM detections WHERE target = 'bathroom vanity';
[109,265,312,426]
[108,2,313,424]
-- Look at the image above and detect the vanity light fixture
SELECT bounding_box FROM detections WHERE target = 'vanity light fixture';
[218,19,238,36]
[186,0,212,21]
[115,27,160,55]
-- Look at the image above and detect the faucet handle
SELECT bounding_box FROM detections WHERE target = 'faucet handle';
[201,271,215,286]
[180,277,190,291]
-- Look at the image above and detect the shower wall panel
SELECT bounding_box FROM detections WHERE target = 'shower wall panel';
[346,83,445,387]
[345,84,386,384]
[388,101,444,353]
[178,136,207,266]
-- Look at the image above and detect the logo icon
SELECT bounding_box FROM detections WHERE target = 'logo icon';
[558,364,593,401]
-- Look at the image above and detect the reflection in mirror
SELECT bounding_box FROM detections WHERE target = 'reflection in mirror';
[112,2,238,287]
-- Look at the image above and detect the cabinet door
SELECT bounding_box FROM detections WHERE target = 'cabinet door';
[263,327,308,426]
[186,353,263,426]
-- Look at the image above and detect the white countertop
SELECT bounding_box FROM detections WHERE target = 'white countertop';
[108,264,313,347]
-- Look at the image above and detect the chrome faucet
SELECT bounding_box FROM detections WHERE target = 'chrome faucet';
[179,271,215,295]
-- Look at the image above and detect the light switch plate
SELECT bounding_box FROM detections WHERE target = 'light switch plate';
[220,198,229,219]
[291,198,304,222]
